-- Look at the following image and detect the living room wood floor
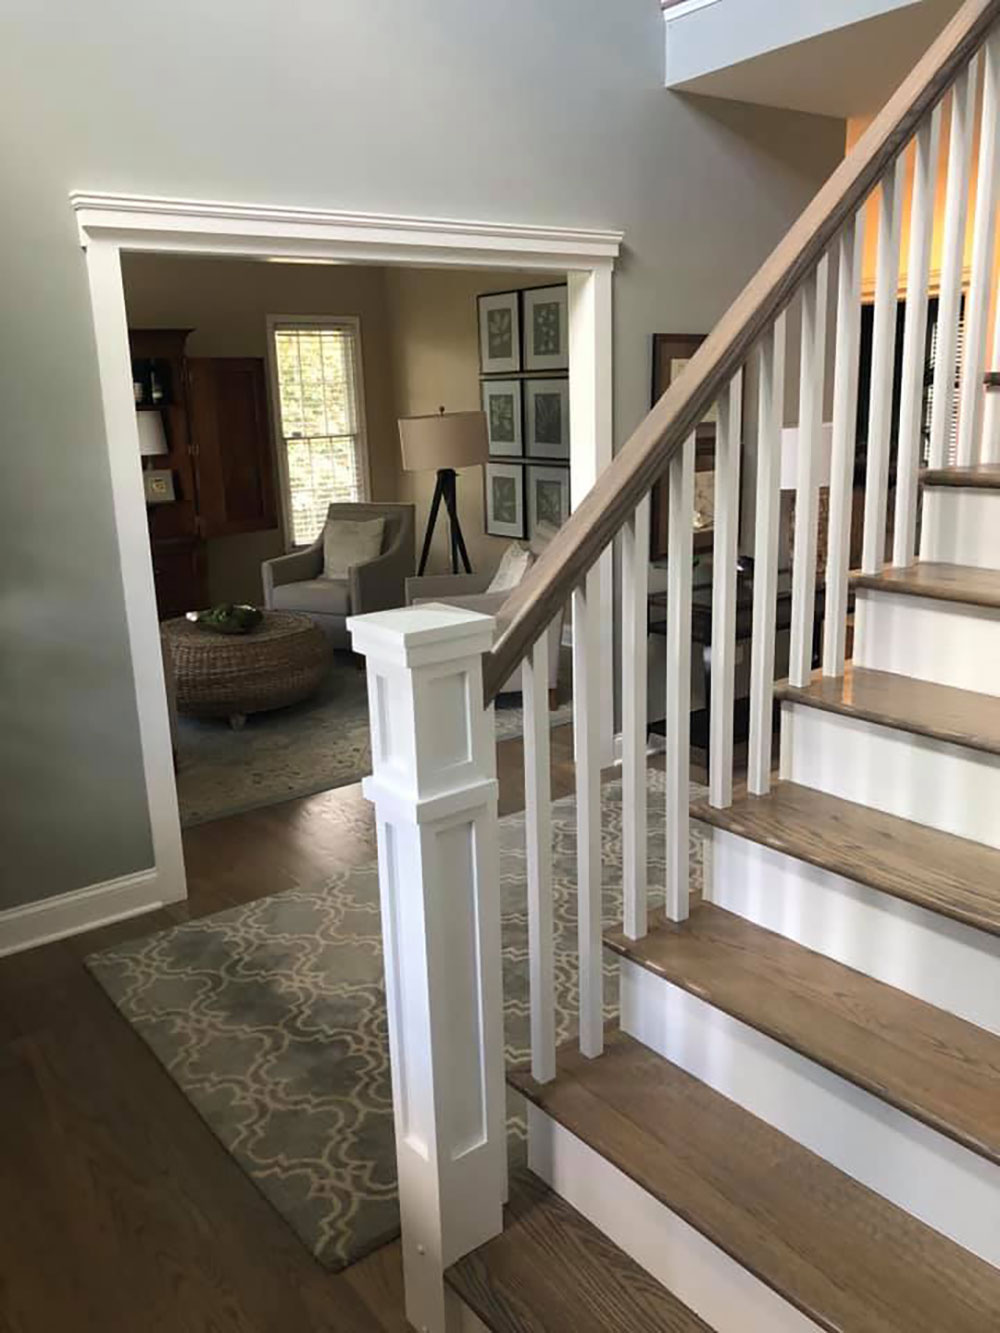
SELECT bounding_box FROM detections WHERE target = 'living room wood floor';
[2,722,643,1332]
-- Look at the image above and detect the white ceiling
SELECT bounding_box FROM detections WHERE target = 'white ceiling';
[669,0,964,119]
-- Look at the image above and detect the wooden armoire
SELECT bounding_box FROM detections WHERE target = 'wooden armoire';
[130,329,278,619]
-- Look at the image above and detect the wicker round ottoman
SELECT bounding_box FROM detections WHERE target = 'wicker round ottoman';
[162,610,331,729]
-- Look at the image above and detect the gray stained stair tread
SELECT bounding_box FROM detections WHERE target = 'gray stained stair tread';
[776,663,1000,756]
[850,559,1000,608]
[445,1167,711,1333]
[510,1030,1000,1333]
[690,779,1000,936]
[923,463,1000,488]
[604,902,1000,1165]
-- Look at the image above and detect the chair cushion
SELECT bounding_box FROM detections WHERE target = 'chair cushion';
[322,517,385,579]
[486,541,534,593]
[271,578,352,617]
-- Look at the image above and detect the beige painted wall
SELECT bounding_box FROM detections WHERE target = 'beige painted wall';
[384,267,560,577]
[122,254,402,604]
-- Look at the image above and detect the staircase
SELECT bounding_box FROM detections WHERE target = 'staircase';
[349,2,1000,1329]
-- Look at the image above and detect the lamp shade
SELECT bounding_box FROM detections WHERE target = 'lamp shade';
[399,410,488,472]
[137,411,168,457]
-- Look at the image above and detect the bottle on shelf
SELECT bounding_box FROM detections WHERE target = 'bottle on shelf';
[149,363,163,405]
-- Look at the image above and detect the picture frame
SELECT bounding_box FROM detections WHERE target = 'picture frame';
[526,463,571,537]
[478,290,521,374]
[522,284,569,371]
[481,379,523,456]
[524,377,570,459]
[485,461,526,538]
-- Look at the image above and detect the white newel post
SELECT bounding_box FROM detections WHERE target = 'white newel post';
[348,604,506,1333]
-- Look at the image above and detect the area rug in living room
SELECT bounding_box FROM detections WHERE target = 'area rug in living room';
[176,650,574,827]
[88,769,706,1272]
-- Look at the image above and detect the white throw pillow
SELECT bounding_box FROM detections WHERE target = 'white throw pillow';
[322,517,386,579]
[487,541,534,594]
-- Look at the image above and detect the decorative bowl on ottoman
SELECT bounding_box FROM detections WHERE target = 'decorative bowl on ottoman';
[162,609,331,729]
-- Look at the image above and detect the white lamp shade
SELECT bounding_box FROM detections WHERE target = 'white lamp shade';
[399,410,488,472]
[137,411,168,457]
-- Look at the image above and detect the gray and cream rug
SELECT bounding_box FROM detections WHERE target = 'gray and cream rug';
[89,769,705,1271]
[176,652,574,827]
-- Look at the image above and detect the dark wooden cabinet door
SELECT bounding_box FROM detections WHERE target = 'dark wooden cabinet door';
[150,536,206,619]
[187,358,278,539]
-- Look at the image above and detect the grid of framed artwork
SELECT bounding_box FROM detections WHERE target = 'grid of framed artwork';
[478,284,571,539]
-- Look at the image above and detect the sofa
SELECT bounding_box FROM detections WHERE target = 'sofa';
[262,502,415,649]
[406,570,564,701]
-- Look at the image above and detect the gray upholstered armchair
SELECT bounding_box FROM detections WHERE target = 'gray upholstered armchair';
[263,502,415,649]
[406,572,564,701]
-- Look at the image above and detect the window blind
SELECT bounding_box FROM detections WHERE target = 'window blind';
[273,324,366,546]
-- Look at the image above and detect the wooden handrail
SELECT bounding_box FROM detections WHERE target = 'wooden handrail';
[483,0,1000,703]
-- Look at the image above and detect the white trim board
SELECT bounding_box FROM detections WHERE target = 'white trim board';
[60,192,622,958]
[0,868,176,958]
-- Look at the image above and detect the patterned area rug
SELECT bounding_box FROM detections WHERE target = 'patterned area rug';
[88,769,706,1271]
[176,652,573,827]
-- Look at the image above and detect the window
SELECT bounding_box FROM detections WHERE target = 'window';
[269,318,368,546]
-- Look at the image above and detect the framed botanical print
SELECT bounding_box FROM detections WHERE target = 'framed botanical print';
[526,464,570,537]
[522,284,569,371]
[524,377,570,459]
[481,379,523,456]
[485,462,526,538]
[478,291,521,374]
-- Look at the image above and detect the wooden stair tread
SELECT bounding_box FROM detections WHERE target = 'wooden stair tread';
[445,1167,710,1333]
[923,463,1000,489]
[851,560,1000,609]
[776,663,1000,756]
[605,902,1000,1164]
[510,1031,1000,1333]
[690,780,1000,936]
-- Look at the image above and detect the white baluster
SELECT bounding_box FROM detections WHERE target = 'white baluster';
[894,110,942,565]
[862,156,906,574]
[522,633,555,1083]
[789,256,830,687]
[748,315,787,795]
[573,567,603,1057]
[349,604,504,1333]
[958,34,1000,467]
[665,433,695,921]
[710,372,743,810]
[824,215,866,676]
[929,61,977,469]
[621,496,650,939]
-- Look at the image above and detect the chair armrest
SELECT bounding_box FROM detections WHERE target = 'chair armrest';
[350,523,416,615]
[261,545,323,604]
[405,573,492,604]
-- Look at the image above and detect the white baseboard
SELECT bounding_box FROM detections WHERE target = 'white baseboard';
[620,958,1000,1270]
[527,1101,821,1332]
[0,867,177,956]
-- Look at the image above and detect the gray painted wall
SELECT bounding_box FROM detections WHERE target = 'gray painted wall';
[0,0,842,912]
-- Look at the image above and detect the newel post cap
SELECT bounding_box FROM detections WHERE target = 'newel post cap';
[348,603,495,669]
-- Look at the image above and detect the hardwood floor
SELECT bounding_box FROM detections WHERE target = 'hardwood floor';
[0,724,589,1333]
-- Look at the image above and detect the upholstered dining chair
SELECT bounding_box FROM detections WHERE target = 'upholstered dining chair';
[262,502,415,649]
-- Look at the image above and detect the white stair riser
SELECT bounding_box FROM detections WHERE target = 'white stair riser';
[620,960,1000,1270]
[526,1102,822,1333]
[920,487,1000,570]
[854,588,1000,697]
[703,825,1000,1035]
[781,701,1000,848]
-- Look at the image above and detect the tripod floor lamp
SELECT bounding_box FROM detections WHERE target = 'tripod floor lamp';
[399,407,489,575]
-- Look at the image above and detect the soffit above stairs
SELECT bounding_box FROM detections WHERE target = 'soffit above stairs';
[664,0,964,117]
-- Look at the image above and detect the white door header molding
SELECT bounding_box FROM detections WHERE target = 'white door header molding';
[70,192,623,270]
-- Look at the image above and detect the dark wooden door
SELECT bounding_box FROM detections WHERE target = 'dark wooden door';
[187,358,278,539]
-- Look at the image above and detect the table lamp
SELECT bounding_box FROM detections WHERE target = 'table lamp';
[399,407,488,574]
